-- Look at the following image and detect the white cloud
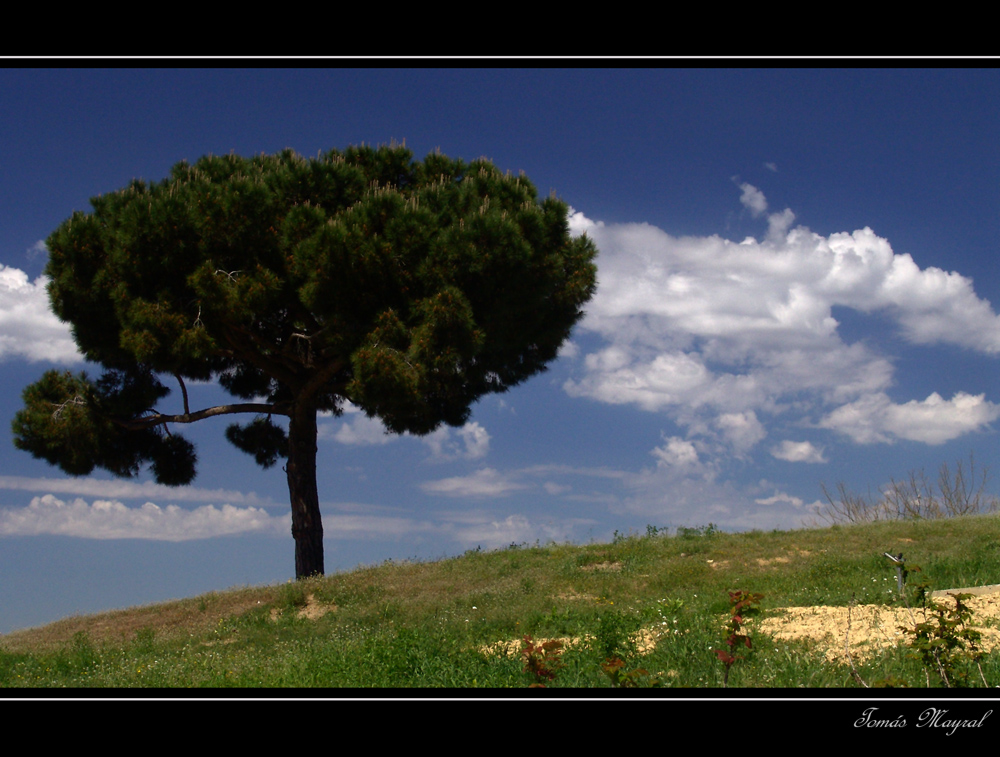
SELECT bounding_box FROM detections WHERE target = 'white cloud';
[420,468,529,498]
[0,475,272,506]
[558,339,580,359]
[565,185,1000,457]
[651,436,700,468]
[0,494,286,540]
[26,240,48,261]
[738,182,768,216]
[318,510,437,540]
[457,423,490,458]
[766,208,796,242]
[613,462,822,531]
[421,422,490,461]
[754,491,804,507]
[323,403,489,461]
[715,411,766,456]
[0,266,82,363]
[326,413,395,446]
[445,513,538,548]
[770,440,827,463]
[437,510,592,549]
[569,347,713,412]
[820,391,1000,445]
[568,208,601,237]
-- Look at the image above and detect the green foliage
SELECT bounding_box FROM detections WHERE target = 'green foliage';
[901,593,985,687]
[277,581,310,611]
[16,143,597,483]
[13,143,597,578]
[593,607,642,659]
[225,416,289,469]
[677,523,719,540]
[4,517,998,688]
[12,368,196,484]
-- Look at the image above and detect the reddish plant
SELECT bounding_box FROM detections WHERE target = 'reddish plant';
[715,590,763,687]
[521,635,565,687]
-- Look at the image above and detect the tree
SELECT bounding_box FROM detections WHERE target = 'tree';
[12,144,598,579]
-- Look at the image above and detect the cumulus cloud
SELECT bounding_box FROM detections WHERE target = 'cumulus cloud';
[715,411,767,456]
[324,409,394,446]
[738,182,768,216]
[766,208,796,242]
[0,494,286,540]
[566,184,1000,457]
[0,266,81,363]
[558,339,580,359]
[651,436,700,469]
[771,440,828,464]
[322,403,490,460]
[819,391,1000,445]
[421,422,490,461]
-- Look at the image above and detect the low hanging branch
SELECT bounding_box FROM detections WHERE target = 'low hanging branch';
[118,401,291,431]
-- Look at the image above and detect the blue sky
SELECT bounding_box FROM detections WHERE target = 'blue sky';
[1,67,998,634]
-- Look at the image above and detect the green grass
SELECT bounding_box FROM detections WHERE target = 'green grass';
[2,514,999,688]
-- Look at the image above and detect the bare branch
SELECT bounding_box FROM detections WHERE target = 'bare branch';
[51,395,87,420]
[174,373,190,416]
[116,402,290,430]
[819,452,999,524]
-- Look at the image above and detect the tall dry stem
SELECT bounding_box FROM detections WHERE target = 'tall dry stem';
[818,453,998,525]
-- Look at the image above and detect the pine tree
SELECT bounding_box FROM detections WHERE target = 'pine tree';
[12,144,598,578]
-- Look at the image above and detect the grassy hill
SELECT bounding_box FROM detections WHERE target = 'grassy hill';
[2,515,999,688]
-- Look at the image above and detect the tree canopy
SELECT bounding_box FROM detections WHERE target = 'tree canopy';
[13,144,598,577]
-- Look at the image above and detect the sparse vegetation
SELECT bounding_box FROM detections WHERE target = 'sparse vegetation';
[819,453,999,525]
[2,514,999,688]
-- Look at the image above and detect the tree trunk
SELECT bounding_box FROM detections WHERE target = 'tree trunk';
[286,399,324,578]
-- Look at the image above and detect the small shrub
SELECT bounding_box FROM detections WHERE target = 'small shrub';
[277,581,309,610]
[521,635,564,687]
[601,656,662,688]
[677,523,719,540]
[593,608,641,660]
[715,590,763,687]
[901,593,986,687]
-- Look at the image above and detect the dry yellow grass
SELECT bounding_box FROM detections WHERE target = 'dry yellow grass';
[0,584,282,653]
[758,593,1000,663]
